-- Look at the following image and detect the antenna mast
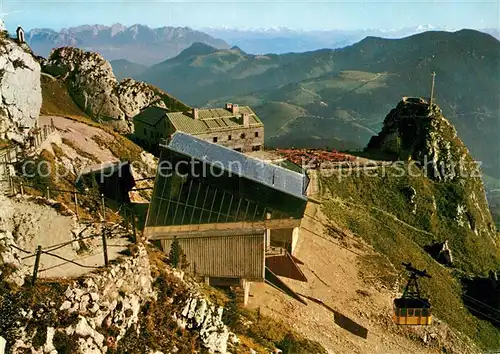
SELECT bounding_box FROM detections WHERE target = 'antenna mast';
[429,71,436,108]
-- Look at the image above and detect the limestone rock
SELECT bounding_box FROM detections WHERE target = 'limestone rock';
[367,99,468,182]
[0,230,30,286]
[43,47,163,130]
[367,98,497,240]
[180,295,230,353]
[0,336,6,354]
[0,37,42,142]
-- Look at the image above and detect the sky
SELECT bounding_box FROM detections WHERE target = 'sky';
[1,0,499,32]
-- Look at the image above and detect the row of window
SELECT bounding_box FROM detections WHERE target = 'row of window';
[213,131,260,143]
[141,126,261,143]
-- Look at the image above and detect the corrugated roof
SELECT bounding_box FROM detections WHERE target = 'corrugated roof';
[161,132,308,200]
[133,106,168,126]
[166,106,264,135]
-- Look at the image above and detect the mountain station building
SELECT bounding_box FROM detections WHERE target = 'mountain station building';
[144,132,309,305]
[133,103,264,153]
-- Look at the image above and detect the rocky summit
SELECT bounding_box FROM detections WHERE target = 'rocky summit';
[367,97,497,239]
[43,47,164,131]
[368,97,476,182]
[0,33,42,142]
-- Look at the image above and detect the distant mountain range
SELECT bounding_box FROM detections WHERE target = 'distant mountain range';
[25,24,230,65]
[202,26,500,54]
[130,29,500,179]
[24,23,499,65]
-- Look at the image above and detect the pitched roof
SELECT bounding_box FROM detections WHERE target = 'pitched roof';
[161,132,309,200]
[133,106,168,126]
[166,106,263,135]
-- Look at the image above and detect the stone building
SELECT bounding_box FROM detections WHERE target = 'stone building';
[133,103,264,153]
[144,132,309,305]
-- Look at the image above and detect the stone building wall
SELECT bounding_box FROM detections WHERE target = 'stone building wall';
[195,125,265,153]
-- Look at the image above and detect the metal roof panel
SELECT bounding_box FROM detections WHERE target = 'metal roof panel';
[163,132,308,200]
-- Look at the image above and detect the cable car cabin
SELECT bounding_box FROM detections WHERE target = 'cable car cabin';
[393,262,433,326]
[393,298,432,325]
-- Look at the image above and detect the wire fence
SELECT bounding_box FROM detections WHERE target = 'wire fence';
[14,222,129,285]
[6,180,140,285]
[0,123,58,193]
[12,215,136,285]
[10,179,138,234]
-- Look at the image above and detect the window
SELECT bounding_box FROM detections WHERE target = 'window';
[255,131,259,137]
[252,145,261,151]
[240,133,246,139]
[213,137,218,143]
[234,148,242,152]
[228,135,232,141]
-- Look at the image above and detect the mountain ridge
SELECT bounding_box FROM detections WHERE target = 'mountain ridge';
[25,23,230,65]
[133,29,500,181]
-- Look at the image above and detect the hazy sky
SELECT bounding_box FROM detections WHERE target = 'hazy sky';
[2,0,499,32]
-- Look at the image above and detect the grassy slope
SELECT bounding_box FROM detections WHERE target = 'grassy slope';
[320,166,500,350]
[40,74,89,118]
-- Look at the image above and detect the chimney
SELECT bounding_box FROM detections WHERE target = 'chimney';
[232,104,239,114]
[241,113,249,127]
[192,108,199,119]
[225,103,233,110]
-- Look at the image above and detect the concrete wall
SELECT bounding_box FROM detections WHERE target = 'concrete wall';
[269,227,300,254]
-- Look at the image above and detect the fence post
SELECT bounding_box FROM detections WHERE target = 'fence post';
[12,177,16,196]
[101,226,109,267]
[101,194,106,220]
[74,191,79,220]
[46,186,50,199]
[31,245,42,286]
[131,209,137,243]
[123,207,129,233]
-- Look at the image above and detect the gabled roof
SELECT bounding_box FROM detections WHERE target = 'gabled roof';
[161,132,309,200]
[133,106,168,126]
[166,106,263,135]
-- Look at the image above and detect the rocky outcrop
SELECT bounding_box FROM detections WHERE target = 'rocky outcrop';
[0,230,31,287]
[178,296,230,353]
[0,241,241,354]
[368,98,497,238]
[43,47,164,131]
[6,244,156,353]
[0,35,42,142]
[367,99,473,182]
